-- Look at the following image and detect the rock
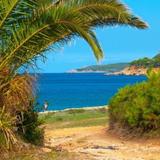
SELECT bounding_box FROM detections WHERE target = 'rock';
[92,145,118,150]
[110,66,160,76]
[41,147,52,153]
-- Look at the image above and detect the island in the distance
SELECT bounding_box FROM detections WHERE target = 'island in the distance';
[68,54,160,75]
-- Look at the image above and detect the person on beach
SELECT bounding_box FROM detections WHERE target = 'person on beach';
[43,101,48,111]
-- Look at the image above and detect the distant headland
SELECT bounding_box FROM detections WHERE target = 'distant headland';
[68,54,160,75]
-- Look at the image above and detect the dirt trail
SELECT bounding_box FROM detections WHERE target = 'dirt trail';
[44,126,160,160]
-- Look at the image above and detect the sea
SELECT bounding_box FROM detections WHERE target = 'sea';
[36,73,146,111]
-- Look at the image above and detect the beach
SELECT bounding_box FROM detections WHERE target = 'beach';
[39,105,108,114]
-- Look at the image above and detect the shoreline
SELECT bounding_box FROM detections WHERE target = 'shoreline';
[39,105,108,114]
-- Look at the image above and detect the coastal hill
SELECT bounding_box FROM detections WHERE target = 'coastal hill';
[69,63,129,73]
[115,54,160,75]
[70,54,160,75]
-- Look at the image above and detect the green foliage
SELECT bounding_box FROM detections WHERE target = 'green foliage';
[0,0,147,76]
[130,57,153,67]
[16,105,44,146]
[66,108,85,114]
[109,71,160,136]
[39,108,108,129]
[0,0,147,150]
[130,53,160,68]
[76,63,129,72]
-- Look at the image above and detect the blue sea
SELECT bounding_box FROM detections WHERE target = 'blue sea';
[36,73,146,111]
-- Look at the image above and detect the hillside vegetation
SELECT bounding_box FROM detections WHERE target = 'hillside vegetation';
[75,54,160,73]
[76,63,129,72]
[130,54,160,68]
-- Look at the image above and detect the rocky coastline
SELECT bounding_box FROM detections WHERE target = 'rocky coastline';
[68,66,160,76]
[110,66,147,75]
[109,66,160,76]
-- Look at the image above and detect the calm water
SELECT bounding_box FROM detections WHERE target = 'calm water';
[36,73,146,110]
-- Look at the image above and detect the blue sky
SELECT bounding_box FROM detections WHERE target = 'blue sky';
[37,0,160,73]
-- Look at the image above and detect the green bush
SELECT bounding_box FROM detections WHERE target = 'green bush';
[16,103,44,146]
[130,53,160,68]
[109,71,160,136]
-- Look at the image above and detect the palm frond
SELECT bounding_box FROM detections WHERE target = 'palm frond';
[0,0,148,150]
[0,0,37,30]
[3,74,35,113]
[67,0,148,29]
[0,0,147,72]
[0,106,17,150]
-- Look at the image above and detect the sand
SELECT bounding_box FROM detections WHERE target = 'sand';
[44,125,160,160]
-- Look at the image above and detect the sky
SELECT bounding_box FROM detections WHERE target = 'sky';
[37,0,160,73]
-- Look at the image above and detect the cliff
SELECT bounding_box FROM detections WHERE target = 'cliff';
[112,66,160,75]
[112,66,147,75]
[69,53,160,75]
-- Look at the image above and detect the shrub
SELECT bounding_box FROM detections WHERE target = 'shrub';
[0,107,17,150]
[109,71,160,136]
[16,103,44,146]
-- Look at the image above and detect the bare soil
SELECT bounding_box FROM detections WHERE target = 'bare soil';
[44,125,160,160]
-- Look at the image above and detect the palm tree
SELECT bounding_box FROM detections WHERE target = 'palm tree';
[0,0,147,148]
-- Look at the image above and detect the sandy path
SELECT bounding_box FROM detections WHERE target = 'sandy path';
[44,126,160,160]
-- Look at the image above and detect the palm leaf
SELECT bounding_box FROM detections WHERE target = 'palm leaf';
[0,0,147,72]
[0,0,148,149]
